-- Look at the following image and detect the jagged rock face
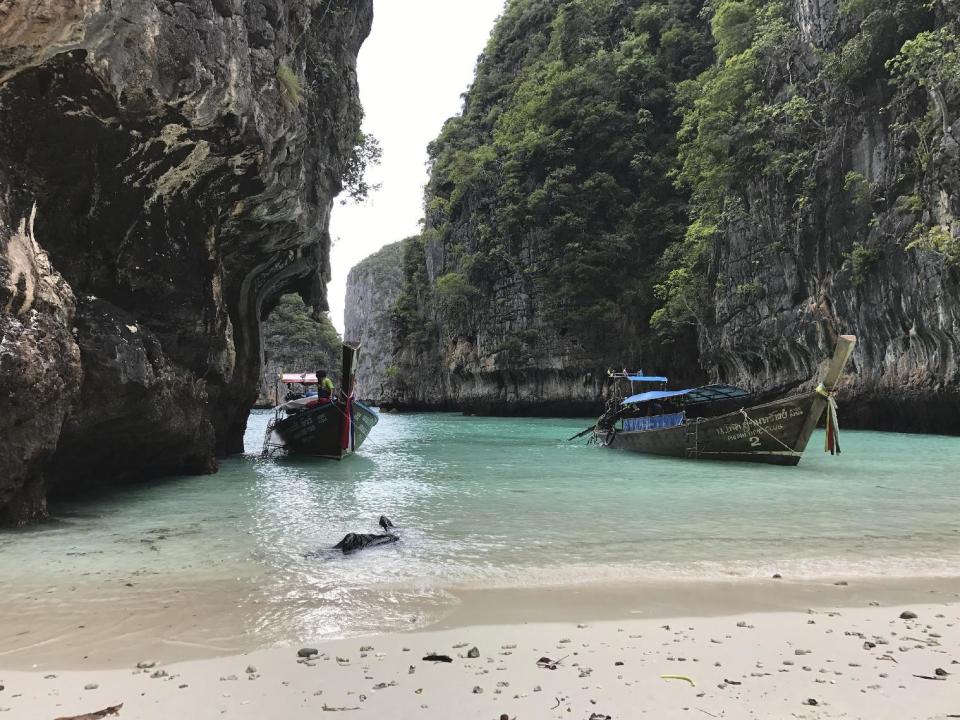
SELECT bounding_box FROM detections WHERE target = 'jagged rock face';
[699,2,960,434]
[0,198,81,524]
[384,0,708,416]
[344,240,403,404]
[0,0,372,523]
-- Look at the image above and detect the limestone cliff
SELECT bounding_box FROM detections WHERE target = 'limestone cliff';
[386,0,710,416]
[382,0,960,429]
[344,240,403,403]
[669,0,960,433]
[0,0,372,524]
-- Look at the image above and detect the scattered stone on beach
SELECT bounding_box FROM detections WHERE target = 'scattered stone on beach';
[360,645,374,652]
[863,641,876,649]
[834,581,848,586]
[772,573,782,579]
[298,648,319,658]
[795,649,810,655]
[408,665,416,674]
[472,685,483,694]
[83,683,98,690]
[803,698,819,706]
[467,646,480,658]
[900,611,918,620]
[136,660,156,669]
[614,661,624,666]
[245,666,257,674]
[150,670,168,679]
[533,685,542,692]
[373,681,397,690]
[219,675,237,681]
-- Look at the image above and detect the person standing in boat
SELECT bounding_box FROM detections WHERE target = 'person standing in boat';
[316,369,335,401]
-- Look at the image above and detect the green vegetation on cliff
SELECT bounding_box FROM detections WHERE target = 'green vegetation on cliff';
[262,294,342,379]
[383,0,960,413]
[655,0,958,332]
[395,0,713,379]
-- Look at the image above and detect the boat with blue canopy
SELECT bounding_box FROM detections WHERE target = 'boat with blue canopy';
[583,336,857,466]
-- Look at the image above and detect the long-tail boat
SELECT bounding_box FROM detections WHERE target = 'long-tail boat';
[585,336,857,466]
[261,342,378,459]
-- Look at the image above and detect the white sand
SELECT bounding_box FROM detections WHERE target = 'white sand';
[2,600,957,720]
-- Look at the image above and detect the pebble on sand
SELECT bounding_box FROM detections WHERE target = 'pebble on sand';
[136,660,156,669]
[83,683,98,690]
[467,647,480,658]
[900,611,918,620]
[298,648,319,658]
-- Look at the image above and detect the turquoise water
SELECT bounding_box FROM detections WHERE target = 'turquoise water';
[2,411,959,642]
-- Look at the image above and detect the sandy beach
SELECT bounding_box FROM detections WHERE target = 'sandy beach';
[2,579,958,720]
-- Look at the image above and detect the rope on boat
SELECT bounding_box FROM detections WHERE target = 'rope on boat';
[815,383,842,455]
[738,408,796,454]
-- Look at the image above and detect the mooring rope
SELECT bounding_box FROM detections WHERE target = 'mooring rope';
[815,383,842,455]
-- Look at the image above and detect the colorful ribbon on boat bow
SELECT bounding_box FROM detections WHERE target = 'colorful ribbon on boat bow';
[815,383,841,455]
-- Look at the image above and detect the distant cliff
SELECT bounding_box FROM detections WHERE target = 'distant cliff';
[344,241,404,403]
[0,0,372,524]
[381,0,960,430]
[257,294,342,407]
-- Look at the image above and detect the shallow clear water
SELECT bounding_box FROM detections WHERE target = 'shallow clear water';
[2,411,959,642]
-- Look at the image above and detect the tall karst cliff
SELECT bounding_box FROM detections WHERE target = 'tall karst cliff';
[344,240,404,403]
[369,0,959,429]
[0,0,372,524]
[388,0,713,415]
[656,0,960,433]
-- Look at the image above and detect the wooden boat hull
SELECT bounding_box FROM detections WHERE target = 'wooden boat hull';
[604,392,821,466]
[273,399,378,459]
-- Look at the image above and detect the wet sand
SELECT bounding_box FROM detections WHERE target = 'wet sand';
[1,578,959,719]
[1,600,957,720]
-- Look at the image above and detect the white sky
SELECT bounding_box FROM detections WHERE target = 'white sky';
[327,0,507,333]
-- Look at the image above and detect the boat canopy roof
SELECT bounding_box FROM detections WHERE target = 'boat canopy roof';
[622,384,751,406]
[627,375,668,383]
[281,372,317,385]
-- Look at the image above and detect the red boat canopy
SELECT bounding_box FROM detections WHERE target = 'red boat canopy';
[280,372,317,385]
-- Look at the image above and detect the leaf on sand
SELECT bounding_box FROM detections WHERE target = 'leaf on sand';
[661,674,696,687]
[54,704,124,720]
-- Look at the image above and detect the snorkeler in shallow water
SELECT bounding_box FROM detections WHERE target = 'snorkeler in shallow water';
[306,515,399,556]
